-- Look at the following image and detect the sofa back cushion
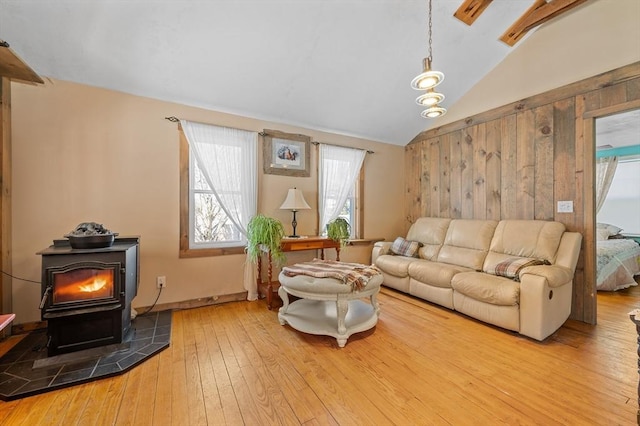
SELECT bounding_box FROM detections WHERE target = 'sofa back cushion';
[406,217,451,261]
[483,220,566,274]
[437,219,498,270]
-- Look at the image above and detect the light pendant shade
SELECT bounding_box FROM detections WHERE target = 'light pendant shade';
[279,188,311,211]
[416,89,445,107]
[411,57,444,90]
[421,106,447,119]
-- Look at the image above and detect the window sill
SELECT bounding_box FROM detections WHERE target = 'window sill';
[179,245,246,259]
[347,238,385,246]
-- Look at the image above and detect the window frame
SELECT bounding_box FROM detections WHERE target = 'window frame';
[179,129,246,258]
[317,159,365,240]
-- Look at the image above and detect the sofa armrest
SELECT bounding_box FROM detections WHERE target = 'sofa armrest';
[372,241,393,264]
[519,265,573,288]
[519,272,573,340]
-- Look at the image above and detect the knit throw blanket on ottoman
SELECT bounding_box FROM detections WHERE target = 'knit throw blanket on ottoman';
[282,259,382,291]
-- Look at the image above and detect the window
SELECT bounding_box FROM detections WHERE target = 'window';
[597,157,640,234]
[318,144,366,239]
[179,121,257,258]
[190,156,242,246]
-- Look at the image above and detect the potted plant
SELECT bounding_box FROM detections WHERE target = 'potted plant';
[246,214,286,265]
[326,217,351,247]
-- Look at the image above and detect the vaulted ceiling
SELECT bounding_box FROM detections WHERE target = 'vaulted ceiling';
[0,0,592,145]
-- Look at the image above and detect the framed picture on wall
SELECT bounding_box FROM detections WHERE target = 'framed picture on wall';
[262,131,311,177]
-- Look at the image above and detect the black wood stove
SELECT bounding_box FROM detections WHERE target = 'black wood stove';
[37,237,139,356]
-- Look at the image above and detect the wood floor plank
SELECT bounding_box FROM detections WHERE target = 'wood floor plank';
[40,383,86,425]
[0,283,637,425]
[114,354,144,425]
[152,336,174,426]
[181,308,208,425]
[209,304,262,425]
[76,375,117,425]
[190,308,224,424]
[2,393,52,425]
[241,305,337,425]
[96,373,129,426]
[133,352,161,425]
[169,309,191,425]
[199,307,244,425]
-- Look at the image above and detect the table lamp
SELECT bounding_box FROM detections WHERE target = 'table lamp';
[279,188,311,238]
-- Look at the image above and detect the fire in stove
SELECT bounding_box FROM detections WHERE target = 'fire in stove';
[53,269,114,304]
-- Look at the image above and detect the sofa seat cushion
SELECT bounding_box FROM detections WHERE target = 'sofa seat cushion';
[451,271,520,306]
[408,260,473,289]
[375,254,415,278]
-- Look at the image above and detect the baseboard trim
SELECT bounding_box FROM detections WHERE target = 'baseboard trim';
[10,292,249,335]
[134,291,248,314]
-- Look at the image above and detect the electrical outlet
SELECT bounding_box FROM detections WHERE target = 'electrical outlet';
[156,276,166,289]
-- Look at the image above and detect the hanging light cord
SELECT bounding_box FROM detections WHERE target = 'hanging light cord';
[427,0,433,63]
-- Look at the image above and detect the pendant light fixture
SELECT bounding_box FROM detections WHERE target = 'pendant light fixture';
[415,88,445,107]
[412,0,446,118]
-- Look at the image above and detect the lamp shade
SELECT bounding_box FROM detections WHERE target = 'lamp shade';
[421,106,447,118]
[410,58,444,91]
[279,188,311,211]
[416,89,445,107]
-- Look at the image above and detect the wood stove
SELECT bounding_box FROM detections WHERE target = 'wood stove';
[37,237,139,356]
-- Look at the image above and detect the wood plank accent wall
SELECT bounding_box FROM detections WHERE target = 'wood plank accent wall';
[406,61,640,324]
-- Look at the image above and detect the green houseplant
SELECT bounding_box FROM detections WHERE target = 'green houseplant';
[246,214,286,265]
[326,217,351,247]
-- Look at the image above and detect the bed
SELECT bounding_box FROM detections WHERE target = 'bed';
[596,237,640,291]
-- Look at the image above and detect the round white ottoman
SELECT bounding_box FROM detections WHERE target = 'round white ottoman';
[277,271,382,347]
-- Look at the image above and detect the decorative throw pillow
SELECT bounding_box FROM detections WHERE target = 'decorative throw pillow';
[491,258,551,282]
[390,237,422,258]
[597,222,623,236]
[596,228,610,241]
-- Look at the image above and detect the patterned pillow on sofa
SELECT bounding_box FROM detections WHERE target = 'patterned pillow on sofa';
[491,257,550,282]
[390,237,422,257]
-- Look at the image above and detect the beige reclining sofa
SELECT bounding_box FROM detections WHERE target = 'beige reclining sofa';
[372,218,582,341]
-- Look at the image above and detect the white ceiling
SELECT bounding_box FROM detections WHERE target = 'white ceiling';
[1,1,582,145]
[596,109,640,149]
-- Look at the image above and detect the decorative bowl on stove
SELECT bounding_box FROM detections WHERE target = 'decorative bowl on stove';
[65,233,118,249]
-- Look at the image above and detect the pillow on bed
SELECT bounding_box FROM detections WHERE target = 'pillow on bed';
[390,237,422,257]
[597,222,623,236]
[596,229,611,241]
[490,257,551,282]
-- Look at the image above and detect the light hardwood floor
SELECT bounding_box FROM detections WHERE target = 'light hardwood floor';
[0,284,638,425]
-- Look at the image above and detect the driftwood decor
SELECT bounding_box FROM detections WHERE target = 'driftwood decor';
[262,129,311,177]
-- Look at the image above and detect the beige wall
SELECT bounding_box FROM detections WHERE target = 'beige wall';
[10,79,405,324]
[437,0,640,127]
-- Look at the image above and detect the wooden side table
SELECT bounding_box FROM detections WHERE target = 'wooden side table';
[256,236,340,310]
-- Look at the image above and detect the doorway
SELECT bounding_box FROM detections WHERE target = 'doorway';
[587,105,640,322]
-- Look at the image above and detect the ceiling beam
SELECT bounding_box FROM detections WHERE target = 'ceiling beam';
[453,0,494,26]
[500,0,589,46]
[0,41,44,84]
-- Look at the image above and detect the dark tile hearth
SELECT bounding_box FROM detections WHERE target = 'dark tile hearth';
[0,310,171,401]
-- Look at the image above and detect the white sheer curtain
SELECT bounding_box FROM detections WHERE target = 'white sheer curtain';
[595,156,618,214]
[180,120,259,300]
[318,144,366,234]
